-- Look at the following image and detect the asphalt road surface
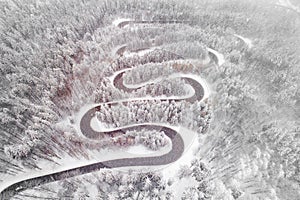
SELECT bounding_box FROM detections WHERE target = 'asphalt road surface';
[0,21,207,200]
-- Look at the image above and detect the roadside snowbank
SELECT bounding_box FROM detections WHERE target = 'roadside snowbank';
[126,144,157,155]
[122,47,159,58]
[112,125,197,175]
[234,34,253,48]
[207,47,225,66]
[112,18,132,27]
[0,123,174,194]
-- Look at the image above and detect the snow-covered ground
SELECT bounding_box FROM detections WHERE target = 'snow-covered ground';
[0,65,211,195]
[126,144,157,155]
[0,124,173,194]
[110,64,211,100]
[0,142,168,193]
[207,47,225,66]
[111,44,127,57]
[234,34,253,49]
[119,127,203,198]
[1,17,213,196]
[57,65,211,176]
[87,70,210,179]
[112,18,132,27]
[120,46,160,58]
[276,0,300,13]
[161,126,200,178]
[113,125,198,174]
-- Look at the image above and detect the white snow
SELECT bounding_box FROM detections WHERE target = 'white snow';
[161,127,199,179]
[0,130,172,194]
[112,62,211,100]
[234,34,253,49]
[206,47,225,66]
[90,117,111,131]
[1,20,213,194]
[277,0,300,12]
[111,44,127,57]
[112,18,132,27]
[125,144,157,155]
[112,125,198,174]
[70,103,99,138]
[171,176,198,198]
[1,96,208,194]
[198,54,211,65]
[122,47,160,59]
[1,72,211,195]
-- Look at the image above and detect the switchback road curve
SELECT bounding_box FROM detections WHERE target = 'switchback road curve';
[0,21,209,200]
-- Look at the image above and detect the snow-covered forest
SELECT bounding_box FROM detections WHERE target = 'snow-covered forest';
[0,0,300,199]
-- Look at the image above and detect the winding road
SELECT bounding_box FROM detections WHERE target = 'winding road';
[276,0,300,15]
[0,20,210,199]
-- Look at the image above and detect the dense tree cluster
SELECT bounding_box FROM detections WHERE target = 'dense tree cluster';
[4,129,40,160]
[0,0,197,166]
[33,170,173,199]
[0,0,112,172]
[113,48,184,72]
[217,75,257,119]
[54,126,169,156]
[134,78,191,98]
[123,63,175,85]
[179,159,213,200]
[125,129,169,151]
[184,1,300,199]
[1,0,299,199]
[254,122,300,182]
[184,100,213,134]
[96,170,173,199]
[245,49,299,108]
[1,0,217,176]
[96,99,212,135]
[96,100,184,128]
[162,41,208,60]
